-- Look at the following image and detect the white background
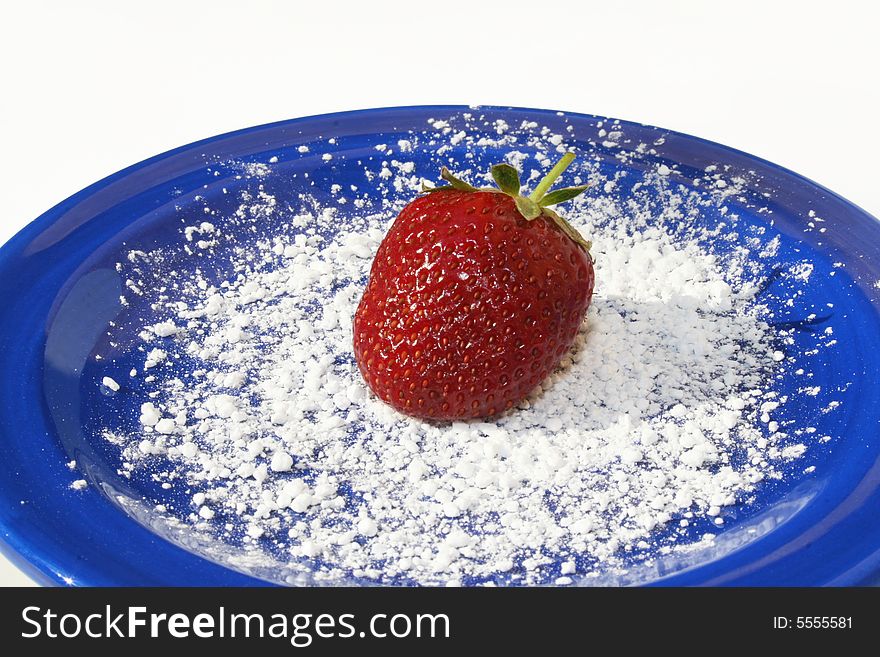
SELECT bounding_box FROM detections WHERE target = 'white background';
[1,1,878,586]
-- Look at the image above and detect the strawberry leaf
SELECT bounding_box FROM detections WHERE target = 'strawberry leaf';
[440,167,479,192]
[490,163,521,196]
[421,182,455,193]
[514,195,542,221]
[543,208,592,251]
[539,184,591,207]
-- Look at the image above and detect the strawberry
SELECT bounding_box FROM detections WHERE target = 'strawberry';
[353,153,595,420]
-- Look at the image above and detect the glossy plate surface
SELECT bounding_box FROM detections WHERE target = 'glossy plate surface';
[1,106,879,586]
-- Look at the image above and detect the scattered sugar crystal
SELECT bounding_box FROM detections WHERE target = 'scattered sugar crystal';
[139,402,160,427]
[144,348,167,369]
[357,517,378,537]
[270,451,294,472]
[154,418,176,434]
[149,320,179,337]
[178,442,198,458]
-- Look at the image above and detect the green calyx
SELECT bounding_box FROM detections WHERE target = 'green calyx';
[421,152,592,251]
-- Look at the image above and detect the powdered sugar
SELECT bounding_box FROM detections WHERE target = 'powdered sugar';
[94,113,828,586]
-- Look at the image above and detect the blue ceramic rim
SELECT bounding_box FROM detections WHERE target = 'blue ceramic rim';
[1,104,879,587]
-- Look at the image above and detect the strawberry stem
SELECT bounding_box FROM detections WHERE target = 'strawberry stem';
[529,152,575,202]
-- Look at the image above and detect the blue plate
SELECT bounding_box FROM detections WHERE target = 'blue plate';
[2,106,880,586]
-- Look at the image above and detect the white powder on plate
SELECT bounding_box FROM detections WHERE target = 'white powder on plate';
[102,376,120,392]
[99,114,824,586]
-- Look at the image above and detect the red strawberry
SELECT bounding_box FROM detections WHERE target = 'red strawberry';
[353,153,595,420]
